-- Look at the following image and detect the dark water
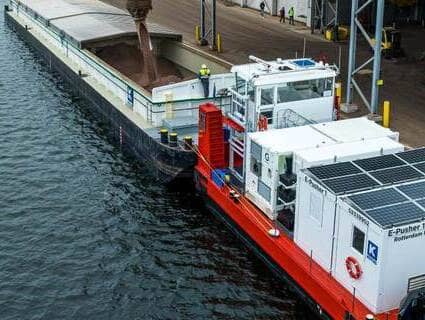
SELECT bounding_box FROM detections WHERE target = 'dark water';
[0,4,311,320]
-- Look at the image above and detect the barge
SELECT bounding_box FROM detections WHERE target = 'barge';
[192,59,425,319]
[4,0,233,183]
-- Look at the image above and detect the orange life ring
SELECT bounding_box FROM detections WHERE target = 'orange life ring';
[345,256,363,280]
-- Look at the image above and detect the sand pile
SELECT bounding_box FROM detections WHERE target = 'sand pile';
[96,1,194,91]
[96,44,191,91]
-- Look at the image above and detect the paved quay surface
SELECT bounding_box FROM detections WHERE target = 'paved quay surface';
[103,0,425,147]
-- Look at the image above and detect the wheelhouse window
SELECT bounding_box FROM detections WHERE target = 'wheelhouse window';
[260,88,274,106]
[277,78,334,103]
[352,226,365,255]
[235,74,247,95]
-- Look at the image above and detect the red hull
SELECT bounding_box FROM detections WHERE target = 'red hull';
[195,164,399,320]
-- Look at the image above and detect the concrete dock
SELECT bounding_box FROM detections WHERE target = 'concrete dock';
[103,0,425,147]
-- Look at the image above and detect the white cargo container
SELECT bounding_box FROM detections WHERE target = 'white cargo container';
[295,148,425,314]
[311,117,400,142]
[245,118,401,220]
[293,137,404,173]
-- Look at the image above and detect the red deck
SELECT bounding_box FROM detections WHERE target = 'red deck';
[196,163,399,320]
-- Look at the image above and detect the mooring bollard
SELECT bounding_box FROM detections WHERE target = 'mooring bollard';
[183,136,193,150]
[169,132,178,148]
[160,129,168,144]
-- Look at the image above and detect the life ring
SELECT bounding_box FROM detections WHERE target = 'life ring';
[345,256,362,280]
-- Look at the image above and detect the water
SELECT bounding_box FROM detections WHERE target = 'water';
[0,4,312,319]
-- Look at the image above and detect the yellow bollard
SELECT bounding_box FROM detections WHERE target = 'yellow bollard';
[195,25,201,43]
[217,32,222,53]
[383,101,391,128]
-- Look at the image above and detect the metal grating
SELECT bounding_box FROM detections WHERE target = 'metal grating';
[414,162,425,174]
[369,166,423,184]
[397,181,425,200]
[308,162,361,180]
[366,202,425,228]
[408,274,425,293]
[354,154,405,171]
[397,148,425,164]
[322,174,379,194]
[348,188,407,210]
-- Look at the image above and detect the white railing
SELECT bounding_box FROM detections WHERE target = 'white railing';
[228,88,248,126]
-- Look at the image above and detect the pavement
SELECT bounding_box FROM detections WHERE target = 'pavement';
[102,0,425,147]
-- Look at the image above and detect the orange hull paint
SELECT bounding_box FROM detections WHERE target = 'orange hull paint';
[196,163,399,320]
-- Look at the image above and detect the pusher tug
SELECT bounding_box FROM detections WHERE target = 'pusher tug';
[194,58,425,319]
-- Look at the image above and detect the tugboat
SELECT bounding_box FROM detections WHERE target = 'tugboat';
[194,58,425,319]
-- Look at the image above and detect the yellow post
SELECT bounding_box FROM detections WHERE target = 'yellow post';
[335,82,342,103]
[217,32,222,53]
[195,25,201,42]
[383,101,391,128]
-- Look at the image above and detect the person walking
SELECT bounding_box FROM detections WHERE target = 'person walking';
[288,6,295,25]
[279,6,285,23]
[259,1,266,18]
[199,64,211,98]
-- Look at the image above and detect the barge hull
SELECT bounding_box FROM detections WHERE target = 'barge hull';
[4,7,196,184]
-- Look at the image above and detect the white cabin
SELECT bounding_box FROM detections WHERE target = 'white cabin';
[296,148,425,314]
[226,57,338,182]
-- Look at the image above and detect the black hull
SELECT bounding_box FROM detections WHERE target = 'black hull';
[5,8,196,185]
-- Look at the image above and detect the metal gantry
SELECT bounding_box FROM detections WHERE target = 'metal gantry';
[345,0,385,115]
[200,0,217,50]
[311,0,340,34]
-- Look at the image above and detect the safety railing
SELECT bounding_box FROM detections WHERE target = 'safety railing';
[228,88,248,127]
